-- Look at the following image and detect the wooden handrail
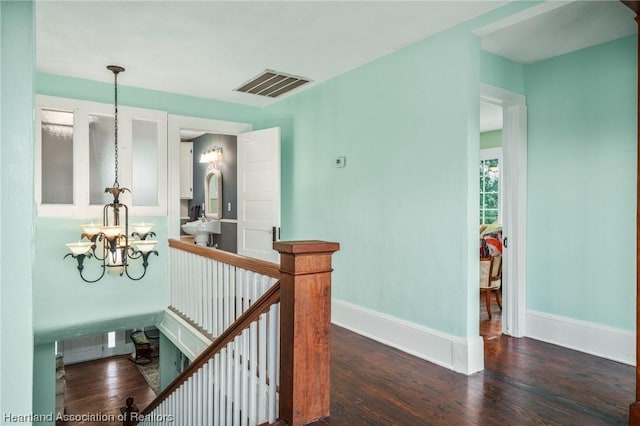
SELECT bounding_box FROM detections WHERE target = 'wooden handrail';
[141,280,281,416]
[169,239,280,279]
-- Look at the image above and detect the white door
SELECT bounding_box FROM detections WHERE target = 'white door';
[61,334,105,364]
[237,128,281,262]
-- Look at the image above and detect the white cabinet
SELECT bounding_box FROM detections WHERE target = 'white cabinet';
[180,142,193,199]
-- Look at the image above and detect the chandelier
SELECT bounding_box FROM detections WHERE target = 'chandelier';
[64,65,158,283]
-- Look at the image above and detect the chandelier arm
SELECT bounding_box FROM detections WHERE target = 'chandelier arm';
[124,251,158,281]
[132,231,156,241]
[127,249,143,260]
[64,253,107,284]
[88,234,110,261]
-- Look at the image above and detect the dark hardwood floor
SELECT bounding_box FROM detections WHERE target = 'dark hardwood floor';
[331,324,633,425]
[61,324,634,425]
[60,355,155,425]
[480,291,502,340]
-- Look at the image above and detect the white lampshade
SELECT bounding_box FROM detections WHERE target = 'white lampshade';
[132,222,155,235]
[102,225,123,239]
[80,223,102,236]
[66,242,93,256]
[131,240,158,254]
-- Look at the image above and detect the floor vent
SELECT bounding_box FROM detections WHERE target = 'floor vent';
[235,70,310,98]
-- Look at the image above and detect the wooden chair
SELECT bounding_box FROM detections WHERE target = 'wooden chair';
[130,331,153,364]
[480,255,502,320]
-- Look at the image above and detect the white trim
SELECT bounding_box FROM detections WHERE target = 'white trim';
[479,147,502,161]
[157,308,213,362]
[473,1,572,38]
[35,95,168,218]
[480,84,527,338]
[526,310,635,366]
[168,114,253,240]
[332,298,484,375]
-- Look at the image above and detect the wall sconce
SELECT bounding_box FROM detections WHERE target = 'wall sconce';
[199,146,223,169]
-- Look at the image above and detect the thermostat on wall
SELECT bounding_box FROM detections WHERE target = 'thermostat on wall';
[335,156,346,168]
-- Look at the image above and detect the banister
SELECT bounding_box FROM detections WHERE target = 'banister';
[146,240,339,425]
[141,280,281,417]
[169,238,280,279]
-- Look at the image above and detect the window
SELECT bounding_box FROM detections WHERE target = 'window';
[480,148,502,225]
[107,331,116,349]
[36,95,167,217]
[41,109,74,204]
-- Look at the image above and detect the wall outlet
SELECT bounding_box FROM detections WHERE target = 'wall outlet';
[335,156,346,168]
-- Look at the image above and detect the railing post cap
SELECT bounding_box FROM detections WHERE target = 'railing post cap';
[273,240,340,255]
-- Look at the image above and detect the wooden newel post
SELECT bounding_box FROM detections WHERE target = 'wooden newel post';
[274,240,340,426]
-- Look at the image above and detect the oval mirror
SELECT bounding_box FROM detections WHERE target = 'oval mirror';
[204,169,222,219]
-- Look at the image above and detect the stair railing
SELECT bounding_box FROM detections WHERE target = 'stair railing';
[138,239,339,426]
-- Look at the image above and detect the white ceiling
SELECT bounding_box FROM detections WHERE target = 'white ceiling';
[36,1,506,107]
[478,0,637,64]
[36,1,638,108]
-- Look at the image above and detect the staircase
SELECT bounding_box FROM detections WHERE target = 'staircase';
[136,239,339,426]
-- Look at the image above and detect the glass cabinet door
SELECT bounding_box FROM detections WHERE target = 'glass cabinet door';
[41,109,74,204]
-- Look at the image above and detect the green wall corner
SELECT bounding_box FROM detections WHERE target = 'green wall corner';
[159,333,181,390]
[264,26,481,338]
[526,35,637,330]
[33,344,55,426]
[1,0,35,419]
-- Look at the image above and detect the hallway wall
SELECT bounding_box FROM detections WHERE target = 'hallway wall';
[525,35,637,332]
[1,0,35,418]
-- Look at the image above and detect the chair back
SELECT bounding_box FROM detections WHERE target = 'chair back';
[480,256,502,289]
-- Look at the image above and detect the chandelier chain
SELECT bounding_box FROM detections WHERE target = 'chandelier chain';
[113,70,119,188]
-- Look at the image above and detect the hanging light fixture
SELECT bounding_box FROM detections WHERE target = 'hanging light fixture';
[64,65,158,283]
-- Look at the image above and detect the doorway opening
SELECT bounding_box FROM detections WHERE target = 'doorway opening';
[479,101,504,340]
[479,84,528,341]
[179,129,239,253]
[168,116,282,263]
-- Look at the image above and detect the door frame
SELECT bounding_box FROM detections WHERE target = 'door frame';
[480,83,527,338]
[167,115,252,240]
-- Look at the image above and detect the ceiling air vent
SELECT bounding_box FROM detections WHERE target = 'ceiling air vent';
[235,70,310,98]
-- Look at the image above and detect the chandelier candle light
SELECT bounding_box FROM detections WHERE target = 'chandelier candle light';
[64,65,158,283]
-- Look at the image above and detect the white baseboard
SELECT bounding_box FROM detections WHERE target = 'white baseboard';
[332,298,484,375]
[526,310,635,366]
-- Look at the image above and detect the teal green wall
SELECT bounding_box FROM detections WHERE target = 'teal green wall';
[264,27,481,338]
[159,333,181,390]
[1,0,35,420]
[37,73,263,127]
[34,217,169,339]
[33,344,55,426]
[480,130,502,149]
[525,36,637,330]
[33,75,263,341]
[480,50,525,94]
